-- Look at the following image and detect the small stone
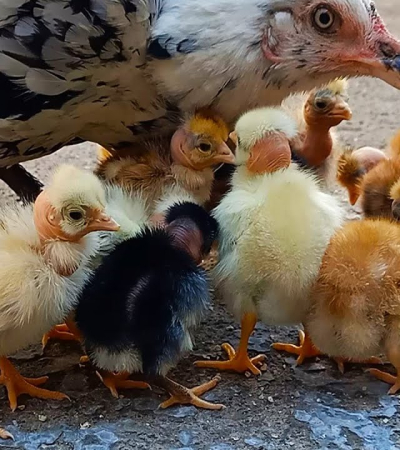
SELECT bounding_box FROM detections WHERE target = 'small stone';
[260,364,268,372]
[245,371,252,378]
[260,372,275,382]
[99,415,104,419]
[383,418,389,424]
[17,405,26,411]
[305,363,326,372]
[294,391,301,398]
[267,396,274,403]
[362,386,367,391]
[211,345,222,352]
[316,398,321,403]
[226,326,234,331]
[271,433,279,439]
[80,422,91,430]
[179,431,193,446]
[38,415,47,422]
[244,437,265,447]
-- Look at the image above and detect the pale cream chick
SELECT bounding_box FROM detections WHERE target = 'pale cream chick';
[0,165,119,417]
[195,107,343,376]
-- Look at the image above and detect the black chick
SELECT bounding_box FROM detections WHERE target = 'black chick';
[75,202,223,410]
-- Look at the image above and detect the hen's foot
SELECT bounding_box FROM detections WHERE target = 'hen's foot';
[158,375,224,410]
[97,371,150,398]
[195,343,266,375]
[0,357,69,412]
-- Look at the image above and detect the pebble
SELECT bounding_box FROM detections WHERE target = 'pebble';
[267,396,274,403]
[38,415,47,422]
[179,431,193,446]
[260,364,268,372]
[17,405,26,411]
[80,422,91,430]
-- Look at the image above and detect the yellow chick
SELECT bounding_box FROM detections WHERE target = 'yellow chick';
[195,107,343,375]
[0,165,118,412]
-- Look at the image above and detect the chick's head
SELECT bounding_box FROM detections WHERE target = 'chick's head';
[304,79,352,128]
[34,165,119,242]
[232,107,297,175]
[170,109,235,170]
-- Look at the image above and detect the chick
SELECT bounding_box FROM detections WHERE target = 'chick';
[96,109,234,214]
[306,219,400,394]
[283,79,352,181]
[337,146,388,206]
[194,107,343,375]
[0,165,118,412]
[75,202,223,410]
[42,184,150,348]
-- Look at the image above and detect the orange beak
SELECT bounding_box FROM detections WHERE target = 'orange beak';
[87,211,120,233]
[247,133,291,174]
[348,188,360,206]
[328,99,353,121]
[229,131,238,146]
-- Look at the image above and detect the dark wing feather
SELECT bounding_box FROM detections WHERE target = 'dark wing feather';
[0,1,166,165]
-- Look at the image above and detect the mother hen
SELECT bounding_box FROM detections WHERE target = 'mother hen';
[1,0,400,197]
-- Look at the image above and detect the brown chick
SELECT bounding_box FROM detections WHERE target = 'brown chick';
[283,79,352,182]
[337,146,388,206]
[95,109,234,214]
[306,219,400,394]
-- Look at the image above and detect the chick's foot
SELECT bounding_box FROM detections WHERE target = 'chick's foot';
[367,369,400,394]
[272,329,321,365]
[97,371,150,398]
[157,375,224,410]
[334,356,383,374]
[42,323,80,349]
[0,428,13,440]
[0,357,69,412]
[195,313,266,375]
[195,343,266,375]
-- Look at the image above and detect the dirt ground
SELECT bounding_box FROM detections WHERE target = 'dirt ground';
[1,2,400,449]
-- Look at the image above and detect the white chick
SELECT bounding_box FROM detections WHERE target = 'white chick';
[195,107,343,375]
[0,165,119,412]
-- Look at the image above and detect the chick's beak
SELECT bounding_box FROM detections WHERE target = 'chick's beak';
[229,131,238,146]
[392,200,400,221]
[213,142,236,165]
[328,100,352,121]
[87,211,120,232]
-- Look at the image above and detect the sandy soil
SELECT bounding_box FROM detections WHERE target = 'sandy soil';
[1,2,400,449]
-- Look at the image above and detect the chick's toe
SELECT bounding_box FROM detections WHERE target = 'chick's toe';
[96,371,150,398]
[272,330,321,365]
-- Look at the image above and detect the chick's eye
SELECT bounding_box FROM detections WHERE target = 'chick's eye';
[315,100,328,110]
[69,210,83,221]
[199,142,212,152]
[313,7,335,31]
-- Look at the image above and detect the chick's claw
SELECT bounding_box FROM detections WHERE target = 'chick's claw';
[195,343,266,376]
[0,428,13,441]
[366,368,400,394]
[159,375,224,410]
[272,330,321,365]
[41,323,78,349]
[0,358,69,412]
[96,371,150,398]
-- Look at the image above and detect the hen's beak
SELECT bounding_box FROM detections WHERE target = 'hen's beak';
[351,24,400,90]
[87,211,120,233]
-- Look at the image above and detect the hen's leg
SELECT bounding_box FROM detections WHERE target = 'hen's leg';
[0,357,68,411]
[155,375,224,410]
[96,371,150,398]
[194,313,266,375]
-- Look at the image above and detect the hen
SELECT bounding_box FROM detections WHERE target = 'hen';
[1,1,400,199]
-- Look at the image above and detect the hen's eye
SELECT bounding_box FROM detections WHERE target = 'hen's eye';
[199,142,212,152]
[69,210,83,221]
[313,7,335,31]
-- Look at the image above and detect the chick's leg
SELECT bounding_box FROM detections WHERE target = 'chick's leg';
[42,315,82,349]
[155,375,224,410]
[194,313,266,375]
[96,371,150,398]
[367,328,400,395]
[0,357,69,412]
[272,329,322,365]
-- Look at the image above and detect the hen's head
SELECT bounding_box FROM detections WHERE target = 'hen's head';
[261,0,400,90]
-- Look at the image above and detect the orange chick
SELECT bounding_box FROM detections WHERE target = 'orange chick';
[337,146,388,206]
[306,219,400,394]
[96,109,234,214]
